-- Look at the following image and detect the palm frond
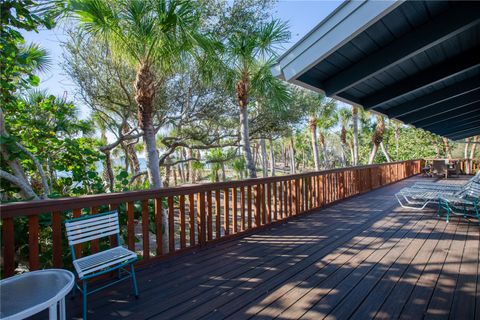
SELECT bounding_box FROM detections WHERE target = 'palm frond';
[20,43,52,73]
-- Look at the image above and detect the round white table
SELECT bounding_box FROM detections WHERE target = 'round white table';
[0,269,75,320]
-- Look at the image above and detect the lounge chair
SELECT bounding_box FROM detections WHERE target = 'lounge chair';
[410,172,480,191]
[395,179,479,210]
[437,185,480,224]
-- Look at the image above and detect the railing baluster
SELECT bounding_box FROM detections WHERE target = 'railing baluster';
[215,190,221,239]
[207,191,213,241]
[240,186,246,231]
[154,198,163,256]
[2,217,15,277]
[168,196,175,254]
[28,215,39,271]
[179,195,186,249]
[254,185,260,227]
[224,188,229,235]
[232,188,238,234]
[273,182,278,221]
[127,201,136,252]
[286,180,290,218]
[52,211,62,268]
[267,183,272,223]
[141,200,150,259]
[261,184,266,225]
[197,192,206,246]
[73,208,82,258]
[247,186,252,229]
[189,194,195,246]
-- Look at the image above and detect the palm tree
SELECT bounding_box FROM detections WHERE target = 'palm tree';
[70,0,216,189]
[224,19,290,178]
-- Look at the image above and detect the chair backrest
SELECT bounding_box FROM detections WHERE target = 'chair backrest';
[432,160,447,176]
[457,182,480,199]
[65,211,120,253]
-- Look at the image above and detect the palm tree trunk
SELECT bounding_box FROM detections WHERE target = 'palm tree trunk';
[309,116,320,170]
[239,105,256,178]
[368,144,378,164]
[289,137,296,174]
[443,137,452,159]
[380,141,392,162]
[269,137,275,176]
[319,132,329,169]
[368,115,385,164]
[134,63,167,253]
[349,141,354,166]
[465,137,471,174]
[340,125,347,167]
[259,138,268,177]
[134,63,162,188]
[352,106,359,166]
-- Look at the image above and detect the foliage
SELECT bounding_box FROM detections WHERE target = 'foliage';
[1,92,105,199]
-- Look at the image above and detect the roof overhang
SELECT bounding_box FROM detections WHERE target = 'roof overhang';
[274,0,480,140]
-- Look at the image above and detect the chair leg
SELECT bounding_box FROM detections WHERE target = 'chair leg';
[130,263,139,298]
[71,280,77,300]
[83,281,88,320]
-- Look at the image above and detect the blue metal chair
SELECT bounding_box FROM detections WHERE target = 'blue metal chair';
[65,211,139,319]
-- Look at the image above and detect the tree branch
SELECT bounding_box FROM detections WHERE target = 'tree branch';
[15,142,50,198]
[0,169,39,200]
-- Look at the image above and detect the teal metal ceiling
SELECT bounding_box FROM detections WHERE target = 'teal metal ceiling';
[284,1,480,140]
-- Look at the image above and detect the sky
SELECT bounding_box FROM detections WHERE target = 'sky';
[22,0,343,118]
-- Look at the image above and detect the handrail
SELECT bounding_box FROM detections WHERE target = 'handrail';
[1,160,422,278]
[0,160,420,217]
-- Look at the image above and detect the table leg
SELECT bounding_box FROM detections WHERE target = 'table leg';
[60,298,66,320]
[49,303,58,320]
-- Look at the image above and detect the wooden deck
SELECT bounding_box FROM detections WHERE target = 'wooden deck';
[62,176,479,319]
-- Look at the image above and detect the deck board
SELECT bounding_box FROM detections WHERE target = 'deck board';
[43,175,478,320]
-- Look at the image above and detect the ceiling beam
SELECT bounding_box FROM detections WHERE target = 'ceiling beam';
[432,121,480,136]
[423,113,480,131]
[362,47,480,110]
[411,102,480,128]
[385,77,480,118]
[447,127,480,140]
[322,2,480,96]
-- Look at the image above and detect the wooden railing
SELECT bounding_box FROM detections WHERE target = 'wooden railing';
[0,160,422,278]
[457,158,480,174]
